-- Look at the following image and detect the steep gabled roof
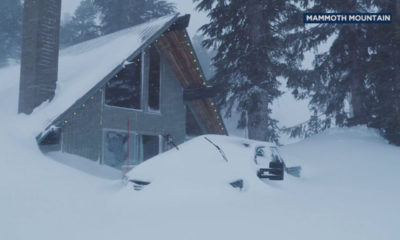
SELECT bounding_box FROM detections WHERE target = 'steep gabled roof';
[39,14,179,131]
[0,13,227,141]
[43,13,226,137]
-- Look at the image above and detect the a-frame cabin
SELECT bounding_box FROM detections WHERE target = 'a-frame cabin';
[36,14,227,170]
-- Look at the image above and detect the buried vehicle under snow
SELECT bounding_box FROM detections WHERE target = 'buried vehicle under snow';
[124,135,301,191]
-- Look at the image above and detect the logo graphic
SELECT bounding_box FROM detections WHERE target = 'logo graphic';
[304,13,392,24]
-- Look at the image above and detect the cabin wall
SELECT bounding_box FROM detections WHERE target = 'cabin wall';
[49,48,185,164]
[101,50,186,155]
[61,90,103,161]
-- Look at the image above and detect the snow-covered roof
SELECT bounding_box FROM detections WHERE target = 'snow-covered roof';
[0,14,178,130]
[47,14,179,127]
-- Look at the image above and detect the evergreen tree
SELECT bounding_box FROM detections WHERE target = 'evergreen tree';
[285,0,400,145]
[60,0,101,47]
[366,0,400,145]
[94,0,176,34]
[0,0,23,66]
[194,0,298,143]
[283,108,329,139]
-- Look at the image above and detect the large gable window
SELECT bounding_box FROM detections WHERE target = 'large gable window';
[105,55,142,109]
[148,47,160,111]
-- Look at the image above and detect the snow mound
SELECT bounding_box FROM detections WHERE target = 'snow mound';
[1,82,400,240]
[126,135,272,192]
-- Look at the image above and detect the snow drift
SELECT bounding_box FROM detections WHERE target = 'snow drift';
[1,106,399,240]
[0,55,399,239]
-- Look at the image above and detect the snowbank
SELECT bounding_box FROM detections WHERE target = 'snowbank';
[1,111,400,240]
[1,59,399,239]
[126,135,273,192]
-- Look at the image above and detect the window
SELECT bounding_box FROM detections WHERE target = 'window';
[148,47,160,111]
[104,131,131,169]
[40,128,61,146]
[103,130,161,169]
[141,135,160,161]
[105,55,141,109]
[186,107,203,137]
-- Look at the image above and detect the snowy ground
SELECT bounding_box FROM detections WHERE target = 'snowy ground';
[1,96,399,240]
[0,32,398,240]
[1,49,399,240]
[1,3,397,239]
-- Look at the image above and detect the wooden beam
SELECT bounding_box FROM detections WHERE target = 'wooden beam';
[157,30,226,135]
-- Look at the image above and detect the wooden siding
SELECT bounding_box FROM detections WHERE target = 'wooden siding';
[157,29,226,135]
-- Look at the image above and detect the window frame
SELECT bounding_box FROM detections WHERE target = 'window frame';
[140,134,163,161]
[102,128,139,169]
[146,46,162,114]
[103,53,144,111]
[101,128,163,168]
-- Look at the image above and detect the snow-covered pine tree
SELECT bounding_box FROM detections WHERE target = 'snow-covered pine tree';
[0,0,23,66]
[285,0,400,145]
[194,0,298,143]
[286,0,374,127]
[365,0,400,145]
[283,108,329,139]
[94,0,176,35]
[60,0,101,47]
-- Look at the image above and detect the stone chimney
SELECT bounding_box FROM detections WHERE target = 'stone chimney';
[18,0,62,114]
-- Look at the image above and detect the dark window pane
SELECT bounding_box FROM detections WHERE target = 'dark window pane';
[40,128,61,145]
[142,135,159,161]
[105,55,141,109]
[186,107,203,136]
[148,47,160,111]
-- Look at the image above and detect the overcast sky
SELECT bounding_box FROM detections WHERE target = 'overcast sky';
[61,0,209,36]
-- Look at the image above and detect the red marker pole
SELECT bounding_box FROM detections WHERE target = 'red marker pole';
[126,118,130,174]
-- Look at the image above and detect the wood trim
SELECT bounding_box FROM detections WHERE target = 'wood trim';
[157,30,226,135]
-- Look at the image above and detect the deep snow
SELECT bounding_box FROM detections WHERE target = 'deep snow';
[0,12,399,238]
[1,104,399,240]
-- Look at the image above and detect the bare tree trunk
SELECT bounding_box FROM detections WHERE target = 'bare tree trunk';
[248,94,271,141]
[348,24,365,125]
[246,2,272,141]
[350,72,364,124]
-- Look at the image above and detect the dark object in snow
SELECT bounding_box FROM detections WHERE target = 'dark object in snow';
[256,146,302,180]
[255,147,264,157]
[204,137,228,162]
[129,179,151,191]
[242,143,250,147]
[286,166,302,178]
[230,179,244,190]
[257,161,284,180]
[254,146,265,164]
[270,146,302,178]
[163,134,180,150]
